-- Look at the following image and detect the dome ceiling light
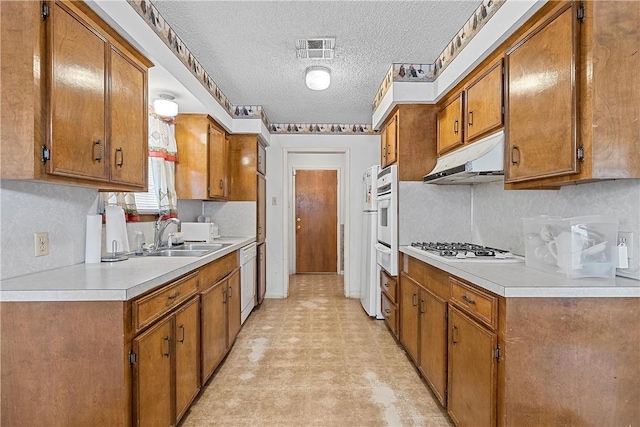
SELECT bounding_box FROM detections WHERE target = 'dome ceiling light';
[305,66,331,91]
[153,93,179,117]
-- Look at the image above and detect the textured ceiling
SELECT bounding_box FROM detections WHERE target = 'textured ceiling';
[150,1,481,124]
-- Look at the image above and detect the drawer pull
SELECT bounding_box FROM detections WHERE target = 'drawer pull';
[178,324,185,344]
[452,325,459,345]
[511,145,520,165]
[385,309,391,314]
[453,119,459,135]
[383,282,389,289]
[468,111,474,126]
[412,293,418,307]
[462,295,476,305]
[167,291,180,300]
[163,336,170,357]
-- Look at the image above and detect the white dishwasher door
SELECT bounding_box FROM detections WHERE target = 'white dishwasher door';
[240,243,257,325]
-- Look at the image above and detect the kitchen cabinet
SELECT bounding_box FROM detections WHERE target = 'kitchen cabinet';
[380,269,398,338]
[399,273,420,362]
[257,174,266,243]
[175,114,228,200]
[174,297,201,423]
[437,93,463,155]
[378,104,438,181]
[257,242,267,305]
[0,0,151,191]
[199,252,241,383]
[258,140,267,176]
[504,1,640,188]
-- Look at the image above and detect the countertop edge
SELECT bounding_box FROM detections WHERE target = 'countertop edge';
[400,246,640,298]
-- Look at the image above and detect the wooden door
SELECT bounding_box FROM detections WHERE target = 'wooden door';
[418,288,448,406]
[465,60,504,142]
[257,174,266,243]
[49,2,108,181]
[295,169,337,273]
[505,3,579,183]
[208,122,227,199]
[226,269,242,345]
[109,46,147,188]
[385,113,398,165]
[132,316,173,427]
[174,297,200,423]
[200,280,227,382]
[399,273,419,364]
[437,93,464,155]
[448,306,497,427]
[257,242,266,304]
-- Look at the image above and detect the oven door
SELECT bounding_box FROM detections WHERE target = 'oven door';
[376,192,398,275]
[377,193,392,246]
[375,242,397,276]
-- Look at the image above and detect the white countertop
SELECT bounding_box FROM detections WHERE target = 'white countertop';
[0,237,255,302]
[400,246,640,298]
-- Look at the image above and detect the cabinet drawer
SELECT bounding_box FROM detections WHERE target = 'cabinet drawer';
[450,278,497,329]
[133,272,199,332]
[380,270,397,302]
[381,291,398,337]
[199,252,237,290]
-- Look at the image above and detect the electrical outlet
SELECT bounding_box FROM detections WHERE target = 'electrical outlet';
[618,231,634,260]
[272,197,277,206]
[34,232,49,257]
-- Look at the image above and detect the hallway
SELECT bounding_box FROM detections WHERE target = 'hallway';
[181,274,453,426]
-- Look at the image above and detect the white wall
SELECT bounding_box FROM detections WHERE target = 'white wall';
[265,134,380,299]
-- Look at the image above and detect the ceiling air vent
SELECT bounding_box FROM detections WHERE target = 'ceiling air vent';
[296,38,335,60]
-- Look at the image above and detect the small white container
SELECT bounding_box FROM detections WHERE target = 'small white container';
[523,215,619,279]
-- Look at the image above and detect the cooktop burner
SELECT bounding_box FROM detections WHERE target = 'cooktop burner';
[409,242,520,261]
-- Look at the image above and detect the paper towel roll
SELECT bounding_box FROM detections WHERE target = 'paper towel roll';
[85,214,102,264]
[105,205,130,254]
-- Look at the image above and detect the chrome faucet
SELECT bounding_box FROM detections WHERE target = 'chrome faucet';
[154,217,182,250]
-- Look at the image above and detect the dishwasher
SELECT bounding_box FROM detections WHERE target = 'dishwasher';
[240,243,257,324]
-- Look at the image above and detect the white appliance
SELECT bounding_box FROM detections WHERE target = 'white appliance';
[376,165,398,276]
[240,243,257,324]
[360,165,381,318]
[181,222,220,242]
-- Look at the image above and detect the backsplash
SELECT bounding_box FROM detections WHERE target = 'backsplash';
[203,201,256,237]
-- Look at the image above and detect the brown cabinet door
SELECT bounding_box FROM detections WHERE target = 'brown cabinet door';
[381,290,398,338]
[109,46,147,188]
[505,3,579,183]
[399,273,419,363]
[380,126,388,166]
[418,288,448,406]
[465,60,504,142]
[175,115,209,199]
[49,2,108,181]
[448,306,497,427]
[174,297,200,424]
[226,269,242,345]
[385,113,398,165]
[208,123,227,199]
[437,93,464,155]
[132,316,173,427]
[257,174,266,243]
[257,242,266,304]
[257,142,266,176]
[200,279,227,382]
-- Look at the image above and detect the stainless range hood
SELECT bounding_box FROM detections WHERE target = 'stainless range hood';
[423,131,505,184]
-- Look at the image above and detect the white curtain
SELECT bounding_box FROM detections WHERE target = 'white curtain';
[148,113,178,218]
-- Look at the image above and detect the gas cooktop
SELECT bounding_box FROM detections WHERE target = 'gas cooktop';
[407,242,523,263]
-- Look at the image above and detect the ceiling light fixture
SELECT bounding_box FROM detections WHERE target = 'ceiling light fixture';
[153,93,179,117]
[305,66,331,91]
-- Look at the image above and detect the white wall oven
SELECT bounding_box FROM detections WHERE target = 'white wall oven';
[376,165,398,275]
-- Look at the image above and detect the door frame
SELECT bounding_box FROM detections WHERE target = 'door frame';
[291,167,341,275]
[282,148,350,298]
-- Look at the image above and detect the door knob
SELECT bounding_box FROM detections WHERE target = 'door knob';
[296,218,301,222]
[296,225,301,229]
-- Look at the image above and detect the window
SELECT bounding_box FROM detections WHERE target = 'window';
[134,157,159,213]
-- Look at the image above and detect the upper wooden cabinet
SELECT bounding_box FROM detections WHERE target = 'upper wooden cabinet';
[0,0,151,191]
[437,60,504,156]
[505,1,640,187]
[174,114,228,200]
[379,104,438,181]
[257,174,266,243]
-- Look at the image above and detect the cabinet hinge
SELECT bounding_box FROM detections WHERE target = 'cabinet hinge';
[41,145,50,164]
[577,146,585,161]
[41,1,49,20]
[129,350,137,366]
[444,387,448,399]
[494,345,501,362]
[577,3,585,22]
[445,309,449,321]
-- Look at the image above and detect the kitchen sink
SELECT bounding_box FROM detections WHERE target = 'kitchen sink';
[180,243,232,251]
[145,249,214,257]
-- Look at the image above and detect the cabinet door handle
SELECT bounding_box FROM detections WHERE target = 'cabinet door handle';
[453,119,459,135]
[178,324,185,344]
[462,295,476,305]
[420,299,425,314]
[223,289,227,304]
[115,147,124,167]
[258,226,263,235]
[468,111,473,126]
[167,291,180,300]
[511,145,520,165]
[228,286,232,299]
[412,293,418,307]
[93,140,103,162]
[258,155,262,166]
[163,335,170,357]
[385,308,391,314]
[219,179,224,189]
[452,326,459,345]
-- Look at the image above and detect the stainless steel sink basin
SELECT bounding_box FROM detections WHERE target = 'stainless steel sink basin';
[145,249,214,257]
[181,243,232,251]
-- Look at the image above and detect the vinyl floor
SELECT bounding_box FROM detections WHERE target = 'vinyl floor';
[180,274,453,426]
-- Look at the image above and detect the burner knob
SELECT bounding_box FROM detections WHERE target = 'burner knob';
[465,251,476,258]
[455,252,467,259]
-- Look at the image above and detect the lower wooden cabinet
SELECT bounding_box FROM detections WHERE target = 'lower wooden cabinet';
[381,291,398,337]
[226,269,242,347]
[447,306,497,427]
[257,242,266,305]
[418,287,448,406]
[399,273,420,362]
[174,297,201,423]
